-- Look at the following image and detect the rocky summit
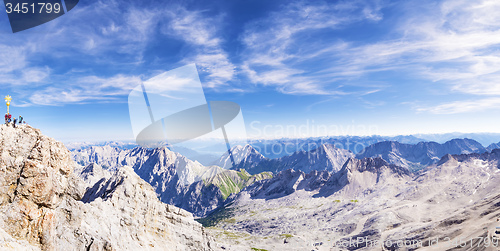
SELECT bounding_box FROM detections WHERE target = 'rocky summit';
[0,124,213,251]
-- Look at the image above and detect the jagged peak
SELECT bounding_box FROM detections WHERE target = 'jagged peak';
[82,166,158,203]
[82,162,101,172]
[342,157,387,170]
[445,137,480,144]
[231,144,263,156]
[277,168,305,177]
[437,153,457,165]
[341,157,410,176]
[313,143,335,152]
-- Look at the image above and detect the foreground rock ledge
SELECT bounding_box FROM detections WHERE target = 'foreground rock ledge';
[0,124,213,251]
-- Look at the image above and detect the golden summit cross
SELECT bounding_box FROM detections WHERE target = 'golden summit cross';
[4,95,11,114]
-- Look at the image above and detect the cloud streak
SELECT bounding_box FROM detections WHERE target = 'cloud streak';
[416,98,500,114]
[237,0,500,114]
[239,0,387,96]
[162,7,236,88]
[28,74,142,106]
[0,1,237,106]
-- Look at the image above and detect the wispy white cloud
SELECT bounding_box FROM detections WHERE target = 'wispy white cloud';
[165,9,221,47]
[162,8,236,88]
[366,1,500,87]
[191,53,236,88]
[239,0,500,114]
[0,1,238,105]
[240,0,386,95]
[416,98,500,114]
[0,44,51,86]
[29,74,142,106]
[21,67,51,83]
[0,44,28,74]
[11,0,161,62]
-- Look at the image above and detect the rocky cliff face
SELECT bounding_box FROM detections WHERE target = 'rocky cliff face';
[0,124,83,251]
[71,166,213,251]
[316,157,411,197]
[0,124,213,251]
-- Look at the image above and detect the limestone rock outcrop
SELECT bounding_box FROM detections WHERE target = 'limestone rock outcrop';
[0,124,213,250]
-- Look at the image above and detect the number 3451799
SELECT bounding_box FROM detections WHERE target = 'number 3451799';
[5,2,62,14]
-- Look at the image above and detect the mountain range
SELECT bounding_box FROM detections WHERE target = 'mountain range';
[247,135,426,158]
[71,137,500,218]
[69,136,500,250]
[200,150,500,250]
[414,132,500,146]
[72,145,272,217]
[214,144,355,175]
[64,132,500,157]
[357,138,488,171]
[214,138,494,174]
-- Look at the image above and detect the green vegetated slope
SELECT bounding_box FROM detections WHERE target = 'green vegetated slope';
[202,167,272,199]
[196,203,236,227]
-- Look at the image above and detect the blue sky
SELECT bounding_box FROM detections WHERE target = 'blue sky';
[0,0,500,142]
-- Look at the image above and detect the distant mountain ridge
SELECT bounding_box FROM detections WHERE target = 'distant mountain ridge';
[214,144,354,175]
[247,135,426,158]
[357,138,487,170]
[66,134,500,160]
[414,132,500,146]
[65,141,138,151]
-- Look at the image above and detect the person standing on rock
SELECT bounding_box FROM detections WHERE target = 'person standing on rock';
[12,118,16,128]
[4,114,8,125]
[18,116,23,124]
